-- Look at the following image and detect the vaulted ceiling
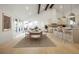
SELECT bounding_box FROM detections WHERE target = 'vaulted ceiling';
[0,4,79,20]
[37,4,79,14]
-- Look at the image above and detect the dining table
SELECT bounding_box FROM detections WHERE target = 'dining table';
[29,30,43,40]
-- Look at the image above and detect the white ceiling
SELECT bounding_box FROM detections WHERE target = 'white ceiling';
[54,4,79,14]
[0,4,79,20]
[0,4,38,20]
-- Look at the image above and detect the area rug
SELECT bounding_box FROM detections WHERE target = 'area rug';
[14,35,56,48]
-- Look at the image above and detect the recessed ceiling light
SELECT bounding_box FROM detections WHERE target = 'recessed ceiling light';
[25,6,29,11]
[60,5,63,9]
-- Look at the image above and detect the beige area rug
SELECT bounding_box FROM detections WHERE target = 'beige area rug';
[14,35,56,48]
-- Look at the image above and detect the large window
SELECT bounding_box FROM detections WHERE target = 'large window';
[24,21,39,30]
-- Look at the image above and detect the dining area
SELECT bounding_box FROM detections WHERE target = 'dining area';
[26,27,43,40]
[1,4,79,54]
[14,25,56,48]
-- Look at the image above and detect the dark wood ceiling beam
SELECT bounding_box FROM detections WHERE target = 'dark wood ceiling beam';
[50,4,54,9]
[38,4,41,14]
[45,4,49,11]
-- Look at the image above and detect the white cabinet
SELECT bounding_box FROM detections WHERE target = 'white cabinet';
[63,28,79,43]
[73,29,79,43]
[53,27,79,43]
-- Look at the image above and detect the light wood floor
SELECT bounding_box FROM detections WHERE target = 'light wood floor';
[0,33,79,54]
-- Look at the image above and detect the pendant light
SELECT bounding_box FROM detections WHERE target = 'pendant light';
[69,4,75,17]
[62,4,66,18]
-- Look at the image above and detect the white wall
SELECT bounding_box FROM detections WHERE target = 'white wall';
[0,5,25,44]
[0,9,13,44]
